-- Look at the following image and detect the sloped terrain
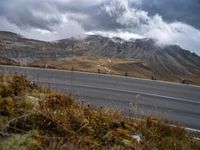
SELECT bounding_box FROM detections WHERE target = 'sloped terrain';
[72,36,200,78]
[0,74,200,150]
[0,31,200,84]
[0,31,68,64]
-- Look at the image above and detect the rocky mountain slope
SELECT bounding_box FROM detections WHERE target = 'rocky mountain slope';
[0,31,200,83]
[0,31,68,65]
[70,35,200,76]
[53,34,200,82]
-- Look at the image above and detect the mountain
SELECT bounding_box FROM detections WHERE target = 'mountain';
[56,35,200,78]
[0,31,68,64]
[0,31,200,84]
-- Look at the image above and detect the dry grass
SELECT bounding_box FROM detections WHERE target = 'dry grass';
[31,56,153,77]
[30,56,200,85]
[0,74,200,150]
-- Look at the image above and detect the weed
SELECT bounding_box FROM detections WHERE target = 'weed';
[0,74,200,150]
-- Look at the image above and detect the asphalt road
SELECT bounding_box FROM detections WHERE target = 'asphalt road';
[0,65,200,129]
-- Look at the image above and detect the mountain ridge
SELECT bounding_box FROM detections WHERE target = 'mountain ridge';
[0,31,200,84]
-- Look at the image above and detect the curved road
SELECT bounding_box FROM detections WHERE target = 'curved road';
[0,65,200,129]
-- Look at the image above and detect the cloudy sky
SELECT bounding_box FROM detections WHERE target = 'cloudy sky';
[0,0,200,55]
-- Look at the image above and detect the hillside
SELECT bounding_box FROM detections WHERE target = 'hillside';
[0,31,200,84]
[0,74,200,149]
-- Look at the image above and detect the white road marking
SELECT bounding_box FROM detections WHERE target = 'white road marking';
[31,81,200,105]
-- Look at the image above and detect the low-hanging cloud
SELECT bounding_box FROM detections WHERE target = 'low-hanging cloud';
[0,0,200,55]
[89,0,200,55]
[141,0,200,30]
[142,15,200,52]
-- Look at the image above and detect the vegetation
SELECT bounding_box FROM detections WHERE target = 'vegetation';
[0,74,200,150]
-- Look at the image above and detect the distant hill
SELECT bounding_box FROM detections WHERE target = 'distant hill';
[0,31,200,84]
[56,34,200,81]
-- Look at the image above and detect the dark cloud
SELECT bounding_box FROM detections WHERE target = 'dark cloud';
[0,0,199,55]
[66,0,148,31]
[0,0,146,32]
[0,0,61,31]
[141,0,200,30]
[1,0,199,32]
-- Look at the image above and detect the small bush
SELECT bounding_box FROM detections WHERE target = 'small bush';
[0,97,14,116]
[41,93,73,110]
[8,75,28,96]
[0,85,9,98]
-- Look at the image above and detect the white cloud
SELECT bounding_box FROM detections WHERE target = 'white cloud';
[0,0,200,55]
[98,0,200,55]
[0,16,86,41]
[142,15,200,53]
[86,30,143,40]
[103,0,149,27]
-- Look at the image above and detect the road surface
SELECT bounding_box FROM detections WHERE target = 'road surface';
[0,65,200,129]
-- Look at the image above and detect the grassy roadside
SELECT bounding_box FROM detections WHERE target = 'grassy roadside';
[0,74,200,150]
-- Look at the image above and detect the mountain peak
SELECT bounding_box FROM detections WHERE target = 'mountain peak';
[0,31,22,39]
[0,31,200,84]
